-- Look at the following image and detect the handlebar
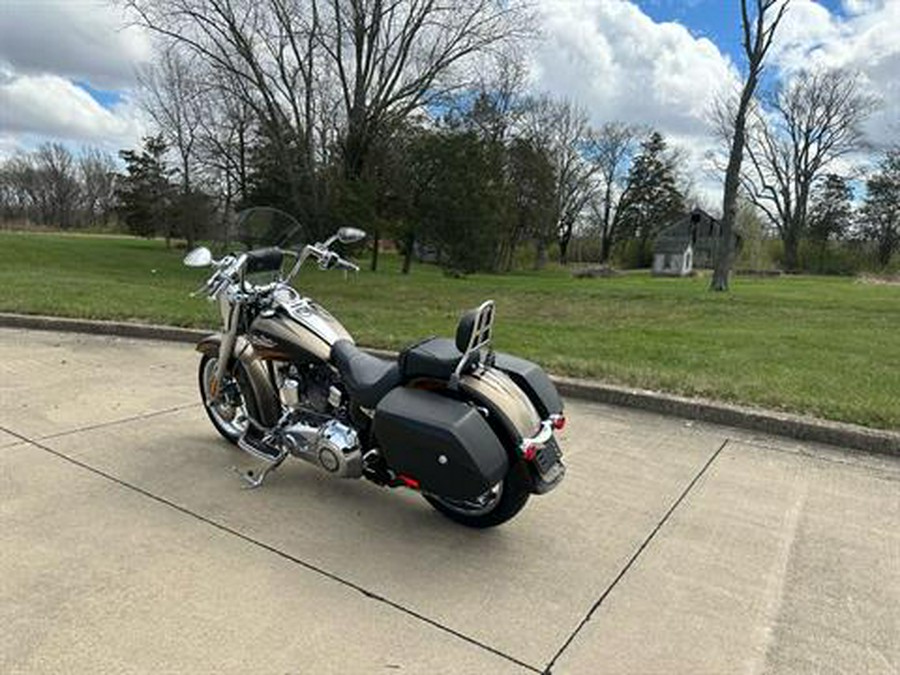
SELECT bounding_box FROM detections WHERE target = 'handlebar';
[192,242,357,300]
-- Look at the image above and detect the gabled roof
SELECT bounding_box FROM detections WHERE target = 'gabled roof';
[654,238,691,254]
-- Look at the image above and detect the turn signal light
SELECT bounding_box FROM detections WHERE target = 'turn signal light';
[398,474,420,490]
[552,415,567,431]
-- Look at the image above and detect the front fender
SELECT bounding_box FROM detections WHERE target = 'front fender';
[195,333,280,428]
[195,333,221,357]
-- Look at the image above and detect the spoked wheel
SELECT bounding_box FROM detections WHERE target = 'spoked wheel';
[198,354,249,444]
[424,462,531,528]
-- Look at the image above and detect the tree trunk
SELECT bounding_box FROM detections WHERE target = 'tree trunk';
[534,238,548,270]
[370,229,380,271]
[712,79,755,292]
[783,231,800,272]
[559,233,571,265]
[402,232,414,274]
[600,232,612,263]
[878,236,894,268]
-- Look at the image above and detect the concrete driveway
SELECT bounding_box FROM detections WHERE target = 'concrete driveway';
[0,328,897,674]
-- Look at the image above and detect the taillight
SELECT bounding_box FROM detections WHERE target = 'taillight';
[552,415,567,431]
[522,443,538,461]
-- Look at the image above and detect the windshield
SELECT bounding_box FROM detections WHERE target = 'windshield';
[217,207,306,252]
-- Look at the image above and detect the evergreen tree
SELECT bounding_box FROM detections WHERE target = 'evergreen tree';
[412,130,509,274]
[807,173,853,272]
[615,131,685,266]
[809,174,853,243]
[860,149,900,268]
[116,135,174,239]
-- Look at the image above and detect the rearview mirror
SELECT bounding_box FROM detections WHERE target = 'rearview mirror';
[336,227,366,244]
[183,246,213,267]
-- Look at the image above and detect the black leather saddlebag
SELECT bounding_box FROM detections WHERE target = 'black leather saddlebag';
[373,388,509,500]
[493,353,563,418]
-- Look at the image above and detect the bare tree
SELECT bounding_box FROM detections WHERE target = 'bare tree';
[34,143,81,229]
[312,0,530,178]
[522,96,598,267]
[0,156,35,222]
[79,147,118,226]
[195,76,256,218]
[140,47,203,195]
[743,69,878,271]
[464,48,529,146]
[586,122,640,263]
[711,0,789,291]
[125,0,321,220]
[125,0,529,268]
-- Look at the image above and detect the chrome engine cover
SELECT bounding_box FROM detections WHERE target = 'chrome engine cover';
[284,419,361,478]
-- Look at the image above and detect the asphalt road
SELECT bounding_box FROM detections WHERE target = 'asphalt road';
[1,328,897,674]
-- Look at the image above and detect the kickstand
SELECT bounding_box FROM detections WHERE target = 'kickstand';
[232,450,288,489]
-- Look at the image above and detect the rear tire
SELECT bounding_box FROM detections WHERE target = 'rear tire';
[198,354,249,445]
[424,461,531,528]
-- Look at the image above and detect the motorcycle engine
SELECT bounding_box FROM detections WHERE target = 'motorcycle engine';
[276,363,360,477]
[280,363,346,416]
[283,419,362,478]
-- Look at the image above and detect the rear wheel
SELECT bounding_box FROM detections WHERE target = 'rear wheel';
[198,354,249,444]
[424,461,531,528]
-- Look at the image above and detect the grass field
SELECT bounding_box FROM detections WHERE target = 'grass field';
[1,231,898,430]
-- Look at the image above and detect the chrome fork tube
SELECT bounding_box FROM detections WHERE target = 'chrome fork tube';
[213,301,242,396]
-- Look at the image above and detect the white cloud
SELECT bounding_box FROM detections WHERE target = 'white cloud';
[0,72,145,150]
[0,1,150,155]
[530,0,739,137]
[772,0,900,146]
[0,0,151,89]
[529,0,741,209]
[841,0,887,16]
[0,133,18,161]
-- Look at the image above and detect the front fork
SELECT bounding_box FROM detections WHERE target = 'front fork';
[211,301,242,400]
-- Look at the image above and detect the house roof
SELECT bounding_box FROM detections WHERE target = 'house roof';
[654,238,690,254]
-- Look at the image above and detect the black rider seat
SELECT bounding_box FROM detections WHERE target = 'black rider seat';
[398,337,465,381]
[331,340,402,409]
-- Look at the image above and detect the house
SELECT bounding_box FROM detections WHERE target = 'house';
[652,208,739,276]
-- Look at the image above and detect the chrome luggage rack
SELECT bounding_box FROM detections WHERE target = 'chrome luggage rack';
[451,300,496,385]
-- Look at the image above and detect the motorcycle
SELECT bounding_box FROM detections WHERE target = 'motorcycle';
[183,207,566,527]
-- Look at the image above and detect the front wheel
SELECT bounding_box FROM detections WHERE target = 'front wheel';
[424,461,531,528]
[198,354,249,444]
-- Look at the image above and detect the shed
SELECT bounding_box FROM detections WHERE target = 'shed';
[653,208,738,276]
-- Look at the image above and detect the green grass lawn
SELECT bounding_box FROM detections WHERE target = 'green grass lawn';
[1,231,898,430]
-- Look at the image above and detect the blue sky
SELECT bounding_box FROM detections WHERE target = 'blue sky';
[75,81,124,109]
[637,0,851,65]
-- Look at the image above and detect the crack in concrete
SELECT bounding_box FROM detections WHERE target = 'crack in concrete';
[0,425,542,674]
[541,438,731,674]
[36,403,200,442]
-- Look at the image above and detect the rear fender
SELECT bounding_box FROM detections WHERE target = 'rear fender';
[195,333,280,428]
[492,353,563,418]
[459,367,565,495]
[459,367,541,449]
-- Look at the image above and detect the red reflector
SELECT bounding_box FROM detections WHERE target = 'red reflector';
[522,443,538,461]
[552,415,567,431]
[399,475,420,490]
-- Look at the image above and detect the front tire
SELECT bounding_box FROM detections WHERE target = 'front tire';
[424,461,531,528]
[198,354,249,444]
